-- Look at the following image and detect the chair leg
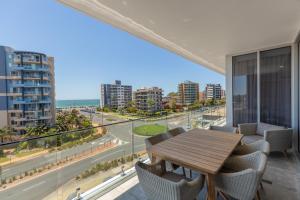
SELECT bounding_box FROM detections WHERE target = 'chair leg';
[283,150,288,158]
[219,191,229,200]
[182,167,186,177]
[189,169,192,178]
[256,191,261,200]
[260,182,264,190]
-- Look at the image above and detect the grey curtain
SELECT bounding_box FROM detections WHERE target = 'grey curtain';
[232,53,257,127]
[260,47,291,127]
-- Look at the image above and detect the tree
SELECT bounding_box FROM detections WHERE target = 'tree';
[188,101,201,110]
[25,124,49,137]
[167,98,177,112]
[0,127,13,143]
[147,99,155,114]
[102,106,111,113]
[206,99,216,106]
[167,92,177,97]
[126,101,137,113]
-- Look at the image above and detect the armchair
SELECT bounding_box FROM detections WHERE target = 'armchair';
[238,122,292,154]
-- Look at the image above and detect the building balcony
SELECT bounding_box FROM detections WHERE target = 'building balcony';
[11,65,49,72]
[11,83,51,88]
[12,99,52,104]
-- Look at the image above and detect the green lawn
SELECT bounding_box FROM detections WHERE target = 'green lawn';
[133,124,167,136]
[106,118,116,121]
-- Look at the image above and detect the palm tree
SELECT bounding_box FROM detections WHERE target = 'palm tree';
[25,125,49,137]
[0,127,11,143]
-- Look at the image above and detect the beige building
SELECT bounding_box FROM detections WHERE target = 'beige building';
[178,81,199,106]
[133,87,163,113]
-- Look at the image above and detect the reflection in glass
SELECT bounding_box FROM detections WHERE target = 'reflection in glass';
[232,53,257,126]
[260,47,291,127]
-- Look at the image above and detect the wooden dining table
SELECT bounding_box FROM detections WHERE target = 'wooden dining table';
[150,128,243,200]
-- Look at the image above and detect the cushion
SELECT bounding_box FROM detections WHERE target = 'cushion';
[256,122,284,136]
[242,135,263,144]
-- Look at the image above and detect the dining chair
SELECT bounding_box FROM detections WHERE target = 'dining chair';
[234,140,270,156]
[168,127,186,137]
[135,160,204,200]
[215,151,267,200]
[145,133,171,162]
[145,133,184,173]
[209,125,237,133]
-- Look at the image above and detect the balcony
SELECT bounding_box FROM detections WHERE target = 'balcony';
[92,152,300,200]
[0,106,227,200]
[11,65,49,72]
[12,99,51,104]
[11,83,51,88]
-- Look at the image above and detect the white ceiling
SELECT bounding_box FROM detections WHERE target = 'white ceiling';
[58,0,300,74]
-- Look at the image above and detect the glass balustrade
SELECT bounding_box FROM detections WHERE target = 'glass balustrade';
[0,106,225,200]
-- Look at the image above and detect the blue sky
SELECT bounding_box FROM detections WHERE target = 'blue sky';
[0,0,224,100]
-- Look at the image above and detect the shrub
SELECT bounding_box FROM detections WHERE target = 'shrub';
[0,149,5,157]
[25,171,29,176]
[126,155,133,162]
[121,157,126,164]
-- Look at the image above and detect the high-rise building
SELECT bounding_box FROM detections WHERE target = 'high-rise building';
[101,80,132,109]
[199,91,206,101]
[0,46,56,133]
[178,81,199,106]
[133,87,163,112]
[205,84,222,100]
[221,89,226,99]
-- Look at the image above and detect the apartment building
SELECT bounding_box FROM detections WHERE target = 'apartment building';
[205,84,222,100]
[133,87,163,113]
[221,89,226,99]
[178,81,199,106]
[100,80,132,110]
[199,91,206,101]
[0,46,55,133]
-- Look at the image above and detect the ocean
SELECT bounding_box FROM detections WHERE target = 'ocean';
[56,99,100,108]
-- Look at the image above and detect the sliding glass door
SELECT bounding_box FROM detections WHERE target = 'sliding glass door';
[260,47,291,127]
[232,53,257,126]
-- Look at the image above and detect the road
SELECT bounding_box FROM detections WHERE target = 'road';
[1,135,115,180]
[0,143,145,200]
[0,112,190,200]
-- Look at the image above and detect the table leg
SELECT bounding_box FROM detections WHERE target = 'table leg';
[206,174,216,200]
[151,154,156,164]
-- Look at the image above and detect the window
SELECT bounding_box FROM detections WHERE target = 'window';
[260,47,291,127]
[232,53,257,126]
